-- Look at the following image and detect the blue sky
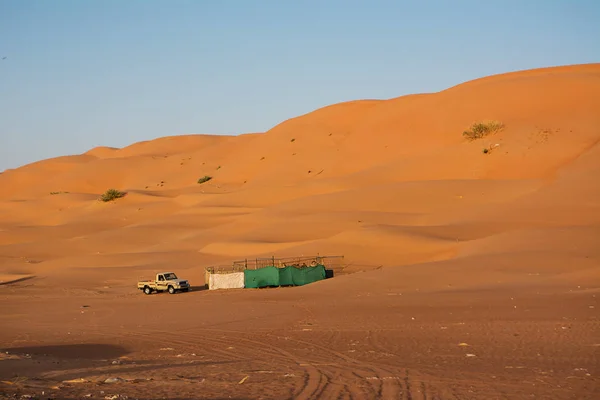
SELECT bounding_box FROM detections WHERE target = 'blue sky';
[1,0,599,171]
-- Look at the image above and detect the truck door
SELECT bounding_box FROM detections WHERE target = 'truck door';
[157,274,167,290]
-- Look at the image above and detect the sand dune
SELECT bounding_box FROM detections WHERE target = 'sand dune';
[1,63,599,280]
[1,63,600,399]
[1,62,598,283]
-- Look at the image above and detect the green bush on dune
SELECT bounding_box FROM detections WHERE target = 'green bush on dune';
[463,120,504,141]
[197,175,213,184]
[99,189,126,202]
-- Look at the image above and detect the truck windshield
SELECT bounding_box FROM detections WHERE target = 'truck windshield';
[163,273,178,280]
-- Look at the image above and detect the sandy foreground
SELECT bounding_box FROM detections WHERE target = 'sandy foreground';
[1,64,600,399]
[1,273,599,400]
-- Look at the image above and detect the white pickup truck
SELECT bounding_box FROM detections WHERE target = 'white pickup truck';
[137,272,191,295]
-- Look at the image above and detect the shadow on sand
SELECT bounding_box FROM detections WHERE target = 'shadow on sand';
[52,359,242,382]
[2,343,130,360]
[139,286,208,295]
[0,275,36,286]
[0,344,256,400]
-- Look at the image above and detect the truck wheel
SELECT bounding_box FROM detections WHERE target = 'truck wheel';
[143,286,152,295]
[168,286,176,294]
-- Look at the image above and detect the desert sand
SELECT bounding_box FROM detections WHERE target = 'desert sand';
[1,63,599,399]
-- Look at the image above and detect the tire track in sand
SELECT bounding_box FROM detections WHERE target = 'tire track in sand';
[111,327,376,399]
[172,327,406,399]
[264,328,465,400]
[96,328,326,400]
[92,327,459,400]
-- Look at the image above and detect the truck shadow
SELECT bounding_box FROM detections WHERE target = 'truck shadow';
[143,286,208,294]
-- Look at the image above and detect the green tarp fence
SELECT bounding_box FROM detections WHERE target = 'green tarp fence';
[278,265,294,286]
[244,264,326,288]
[280,264,326,286]
[244,266,280,289]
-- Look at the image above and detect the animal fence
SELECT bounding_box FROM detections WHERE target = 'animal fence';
[203,255,345,288]
[204,255,345,282]
[232,255,345,271]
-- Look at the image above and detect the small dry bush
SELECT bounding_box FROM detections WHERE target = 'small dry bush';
[99,189,126,202]
[463,121,504,141]
[197,175,212,184]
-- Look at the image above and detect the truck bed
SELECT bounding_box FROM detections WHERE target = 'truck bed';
[137,280,157,288]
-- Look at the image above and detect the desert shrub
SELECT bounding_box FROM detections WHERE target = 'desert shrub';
[197,175,212,184]
[463,121,504,141]
[99,189,126,202]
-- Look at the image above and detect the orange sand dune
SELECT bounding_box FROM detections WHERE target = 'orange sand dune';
[1,62,599,283]
[1,63,600,399]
